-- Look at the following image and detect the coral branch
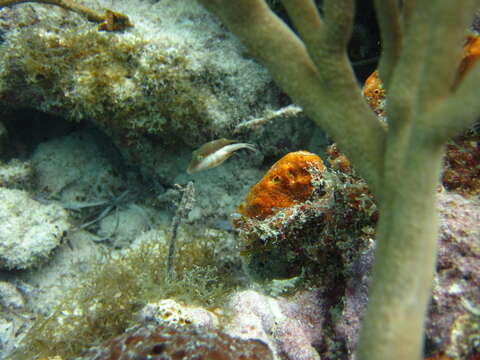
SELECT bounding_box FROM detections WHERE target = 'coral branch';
[428,63,480,143]
[381,1,430,131]
[401,0,416,29]
[373,0,402,89]
[417,1,476,111]
[322,0,355,54]
[280,0,323,50]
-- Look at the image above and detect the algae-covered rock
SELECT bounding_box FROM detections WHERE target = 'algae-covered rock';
[0,188,70,270]
[0,159,33,190]
[77,323,274,360]
[0,281,25,310]
[0,0,279,150]
[332,192,480,360]
[138,299,218,329]
[0,0,314,225]
[425,192,480,359]
[31,130,125,203]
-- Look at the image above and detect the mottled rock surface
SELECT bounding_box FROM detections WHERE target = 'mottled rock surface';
[425,192,480,359]
[0,159,32,190]
[0,188,70,270]
[77,323,274,360]
[225,289,324,360]
[0,0,281,170]
[224,192,479,360]
[332,191,480,359]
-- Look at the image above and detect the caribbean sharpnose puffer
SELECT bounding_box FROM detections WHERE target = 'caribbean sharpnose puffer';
[187,138,256,174]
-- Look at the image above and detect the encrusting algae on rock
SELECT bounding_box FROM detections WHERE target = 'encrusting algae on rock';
[233,150,378,280]
[78,323,273,360]
[233,151,335,278]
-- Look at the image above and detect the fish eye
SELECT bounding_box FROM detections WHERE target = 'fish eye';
[197,155,204,161]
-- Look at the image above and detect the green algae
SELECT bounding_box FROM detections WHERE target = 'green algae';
[10,227,238,360]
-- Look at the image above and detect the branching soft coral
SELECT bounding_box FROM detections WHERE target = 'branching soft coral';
[196,1,480,359]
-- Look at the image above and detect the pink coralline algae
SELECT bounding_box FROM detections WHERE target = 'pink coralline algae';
[75,193,478,360]
[78,323,273,360]
[333,191,480,359]
[224,289,325,360]
[425,192,480,359]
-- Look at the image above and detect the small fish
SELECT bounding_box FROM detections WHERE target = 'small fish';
[187,138,256,174]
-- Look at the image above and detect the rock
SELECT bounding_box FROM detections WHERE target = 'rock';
[425,192,480,358]
[77,323,274,360]
[331,191,480,359]
[98,204,153,247]
[225,191,480,359]
[0,0,280,165]
[138,299,218,329]
[0,281,25,310]
[0,188,70,270]
[31,130,124,203]
[0,159,33,190]
[0,317,16,358]
[225,289,324,360]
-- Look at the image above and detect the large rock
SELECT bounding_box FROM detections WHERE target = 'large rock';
[0,0,280,156]
[0,188,70,270]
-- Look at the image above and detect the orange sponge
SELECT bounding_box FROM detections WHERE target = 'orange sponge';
[238,151,325,220]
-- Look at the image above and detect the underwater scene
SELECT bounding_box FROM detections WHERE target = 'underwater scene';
[0,0,479,359]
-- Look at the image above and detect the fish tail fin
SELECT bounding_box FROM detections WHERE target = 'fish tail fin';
[242,143,257,152]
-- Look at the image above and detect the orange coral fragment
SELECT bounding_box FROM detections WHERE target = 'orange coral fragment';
[364,34,480,116]
[238,151,325,220]
[326,143,352,174]
[362,70,386,117]
[455,34,480,87]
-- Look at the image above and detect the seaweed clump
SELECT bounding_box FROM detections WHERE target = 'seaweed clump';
[10,226,237,360]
